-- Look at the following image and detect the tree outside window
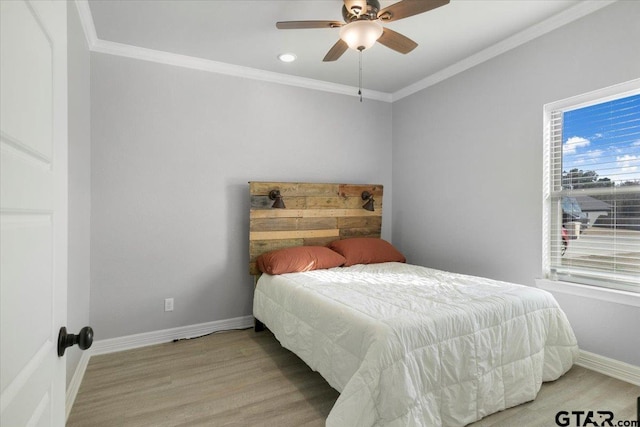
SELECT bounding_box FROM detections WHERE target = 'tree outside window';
[544,86,640,293]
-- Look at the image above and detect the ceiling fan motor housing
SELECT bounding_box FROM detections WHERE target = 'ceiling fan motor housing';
[342,0,381,22]
[275,0,450,61]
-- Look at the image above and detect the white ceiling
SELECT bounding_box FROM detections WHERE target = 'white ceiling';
[86,0,606,96]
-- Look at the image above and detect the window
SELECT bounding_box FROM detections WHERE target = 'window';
[543,80,640,294]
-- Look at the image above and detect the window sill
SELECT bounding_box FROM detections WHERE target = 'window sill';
[535,279,640,308]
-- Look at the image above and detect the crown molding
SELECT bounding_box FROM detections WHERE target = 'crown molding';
[73,2,389,102]
[74,0,97,50]
[90,38,392,102]
[74,0,615,105]
[392,0,617,102]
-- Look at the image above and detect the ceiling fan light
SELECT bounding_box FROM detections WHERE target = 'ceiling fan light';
[339,20,383,51]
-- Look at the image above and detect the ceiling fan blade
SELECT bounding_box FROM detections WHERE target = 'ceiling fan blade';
[323,39,349,62]
[377,27,418,54]
[276,21,343,30]
[378,0,449,22]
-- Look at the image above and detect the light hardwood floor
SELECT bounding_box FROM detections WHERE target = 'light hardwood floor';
[68,329,639,426]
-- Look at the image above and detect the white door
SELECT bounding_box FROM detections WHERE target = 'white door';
[1,1,68,426]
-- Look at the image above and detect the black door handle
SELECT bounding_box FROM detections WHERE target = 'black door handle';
[58,326,93,357]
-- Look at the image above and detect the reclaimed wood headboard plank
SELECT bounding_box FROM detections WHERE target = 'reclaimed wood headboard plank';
[249,208,380,219]
[250,217,338,231]
[249,229,340,241]
[249,181,383,275]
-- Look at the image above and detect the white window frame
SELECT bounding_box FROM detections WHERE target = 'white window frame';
[540,78,640,302]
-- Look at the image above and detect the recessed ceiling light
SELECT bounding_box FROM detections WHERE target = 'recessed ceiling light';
[278,53,297,63]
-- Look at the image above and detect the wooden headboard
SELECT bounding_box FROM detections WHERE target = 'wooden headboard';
[249,181,383,275]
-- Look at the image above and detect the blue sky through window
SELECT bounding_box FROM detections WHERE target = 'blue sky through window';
[562,93,640,184]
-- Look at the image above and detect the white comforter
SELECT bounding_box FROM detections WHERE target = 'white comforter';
[253,262,578,426]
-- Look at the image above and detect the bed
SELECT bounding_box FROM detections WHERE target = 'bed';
[249,182,578,426]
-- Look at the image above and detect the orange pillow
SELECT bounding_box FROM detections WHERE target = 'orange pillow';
[256,246,346,275]
[328,238,406,267]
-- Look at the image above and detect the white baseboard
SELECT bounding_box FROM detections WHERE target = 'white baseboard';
[91,315,254,355]
[577,350,640,386]
[66,350,91,421]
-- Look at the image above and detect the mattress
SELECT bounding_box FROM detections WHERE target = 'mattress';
[253,262,579,426]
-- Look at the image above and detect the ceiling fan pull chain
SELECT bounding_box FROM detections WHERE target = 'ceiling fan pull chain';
[358,48,363,102]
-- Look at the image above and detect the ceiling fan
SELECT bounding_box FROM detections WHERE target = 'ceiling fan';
[276,0,450,61]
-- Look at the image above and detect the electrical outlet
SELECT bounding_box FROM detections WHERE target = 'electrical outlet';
[164,298,174,312]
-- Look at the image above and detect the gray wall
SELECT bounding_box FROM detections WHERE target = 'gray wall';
[88,1,638,366]
[90,54,392,339]
[392,1,640,366]
[67,3,91,386]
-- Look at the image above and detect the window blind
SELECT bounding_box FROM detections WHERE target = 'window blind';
[546,92,640,293]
